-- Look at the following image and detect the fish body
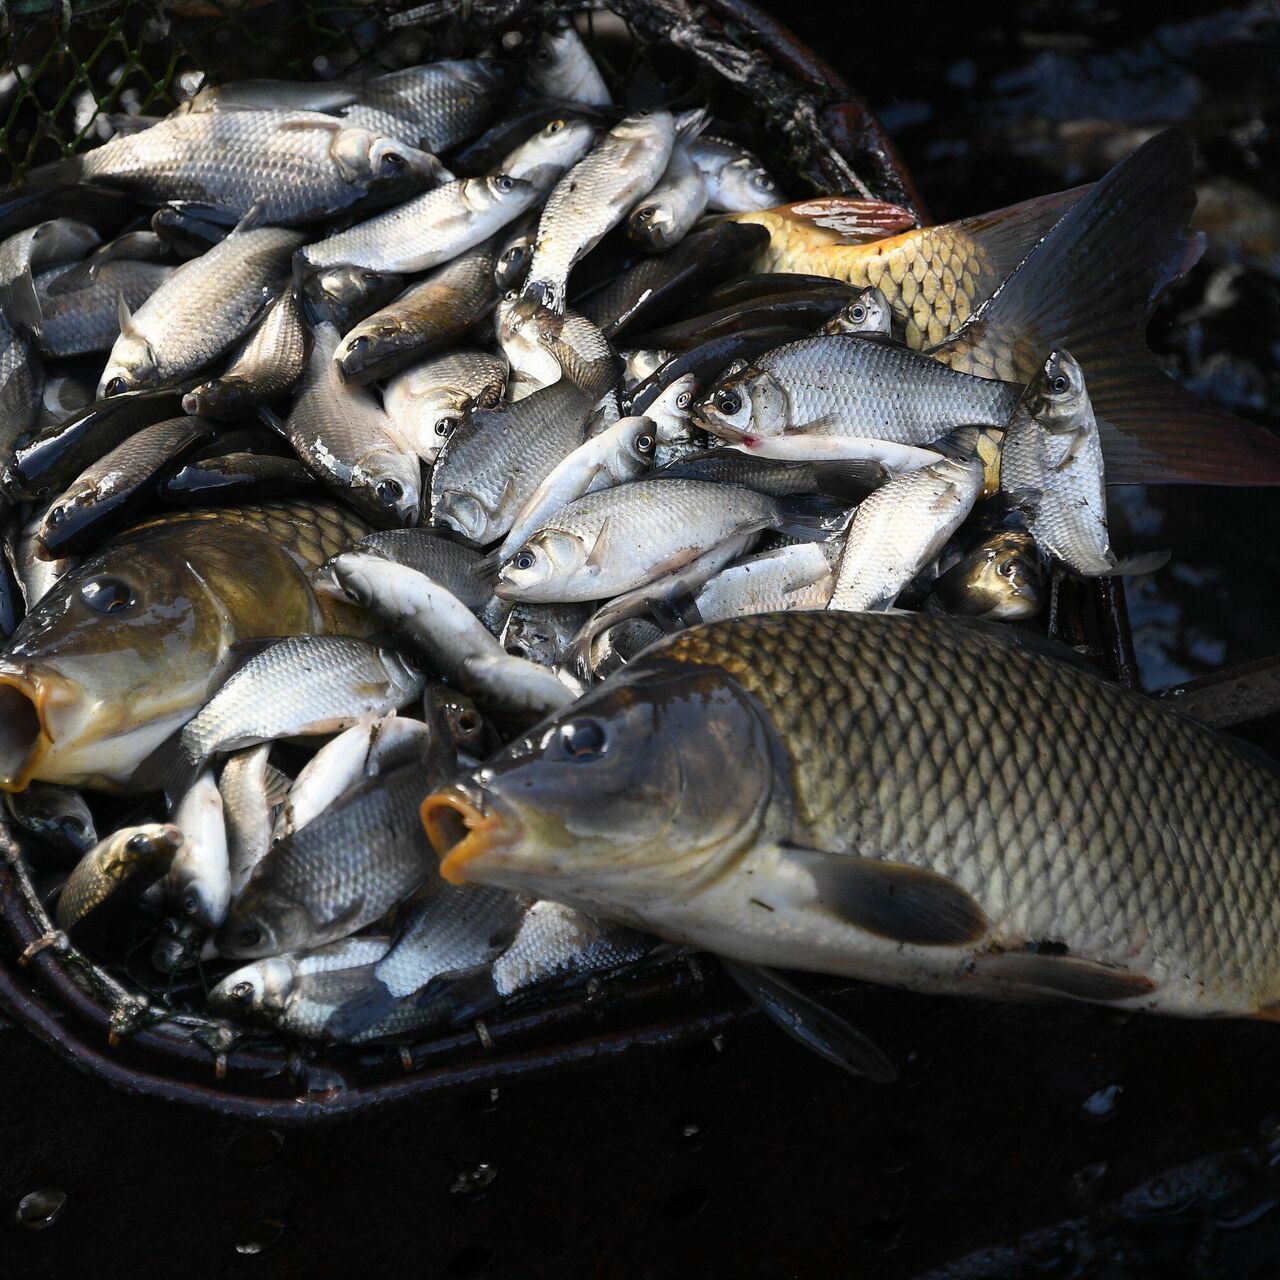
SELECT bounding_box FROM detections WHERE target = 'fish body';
[383,349,508,464]
[98,227,303,395]
[322,527,496,613]
[220,744,282,896]
[35,260,175,358]
[526,24,611,106]
[425,611,1280,1020]
[166,768,231,928]
[693,542,836,620]
[0,500,369,792]
[56,822,182,933]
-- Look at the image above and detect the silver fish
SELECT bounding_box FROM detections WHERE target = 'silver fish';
[829,446,984,612]
[284,321,421,526]
[687,135,780,212]
[98,227,303,396]
[77,111,443,225]
[35,260,175,358]
[822,286,894,338]
[692,541,837,620]
[523,111,676,311]
[179,635,425,768]
[299,264,406,331]
[525,23,612,106]
[497,115,596,190]
[496,296,619,399]
[500,601,592,667]
[220,743,286,897]
[301,175,537,274]
[166,767,230,928]
[628,141,708,254]
[182,287,306,418]
[383,349,508,464]
[430,377,595,545]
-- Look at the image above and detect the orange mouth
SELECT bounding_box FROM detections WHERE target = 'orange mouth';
[421,786,518,885]
[0,667,64,792]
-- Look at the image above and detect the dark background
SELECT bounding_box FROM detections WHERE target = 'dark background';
[5,2,1280,1277]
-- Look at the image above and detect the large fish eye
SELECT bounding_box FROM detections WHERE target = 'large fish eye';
[375,478,404,506]
[850,305,867,322]
[125,833,150,853]
[238,926,262,949]
[434,417,457,438]
[634,205,655,223]
[1051,374,1069,393]
[559,718,608,760]
[504,289,519,302]
[495,175,515,193]
[635,433,655,453]
[81,575,136,615]
[751,172,776,191]
[381,152,407,176]
[675,391,692,410]
[181,894,199,917]
[715,390,742,415]
[514,550,537,571]
[229,980,255,1002]
[103,376,128,397]
[546,119,565,134]
[46,505,67,526]
[361,270,384,286]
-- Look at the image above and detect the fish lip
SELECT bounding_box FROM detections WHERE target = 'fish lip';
[421,782,522,885]
[0,666,76,793]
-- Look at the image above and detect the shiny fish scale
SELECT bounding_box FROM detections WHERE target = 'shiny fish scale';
[660,613,1280,1006]
[36,261,175,357]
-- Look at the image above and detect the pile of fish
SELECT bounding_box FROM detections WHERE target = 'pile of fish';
[1,17,1278,1071]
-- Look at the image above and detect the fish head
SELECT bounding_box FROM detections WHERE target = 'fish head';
[645,373,699,445]
[720,157,780,212]
[495,239,532,291]
[217,887,313,960]
[611,110,676,150]
[422,657,777,910]
[618,417,658,473]
[98,333,157,398]
[628,197,682,253]
[352,446,421,527]
[433,490,493,544]
[695,366,786,440]
[826,287,892,337]
[101,823,184,882]
[1021,349,1090,434]
[495,530,586,601]
[0,519,319,791]
[211,956,298,1018]
[473,174,534,215]
[300,265,404,329]
[446,57,513,99]
[532,115,595,166]
[330,127,436,189]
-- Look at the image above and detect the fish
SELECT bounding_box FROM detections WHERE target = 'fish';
[382,349,508,465]
[217,763,436,959]
[158,452,318,507]
[686,135,780,212]
[35,259,175,358]
[628,138,708,254]
[494,217,537,292]
[828,445,984,612]
[693,333,1022,446]
[334,241,498,386]
[3,781,97,864]
[496,115,596,190]
[272,712,447,846]
[298,264,406,332]
[522,111,676,311]
[430,376,595,545]
[0,499,370,792]
[423,610,1280,1021]
[931,531,1044,621]
[177,635,425,772]
[318,553,575,718]
[55,822,182,935]
[496,295,620,399]
[300,175,537,274]
[181,287,306,418]
[500,601,592,667]
[686,541,837,622]
[1000,350,1164,578]
[821,285,894,338]
[283,321,421,527]
[220,744,287,896]
[494,476,843,603]
[166,767,231,928]
[98,227,303,396]
[74,110,444,226]
[525,22,612,106]
[493,415,657,563]
[37,415,216,559]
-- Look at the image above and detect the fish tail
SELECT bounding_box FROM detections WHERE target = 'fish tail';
[22,156,86,189]
[935,128,1280,485]
[769,492,854,540]
[322,979,396,1041]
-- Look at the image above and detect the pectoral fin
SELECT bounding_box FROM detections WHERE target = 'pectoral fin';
[782,846,988,946]
[982,951,1156,1003]
[584,515,612,571]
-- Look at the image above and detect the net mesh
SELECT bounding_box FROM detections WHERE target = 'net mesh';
[0,1,478,184]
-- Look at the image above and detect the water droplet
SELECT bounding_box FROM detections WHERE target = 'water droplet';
[1080,1083,1123,1123]
[234,1216,284,1256]
[681,1121,701,1141]
[15,1188,66,1230]
[227,1128,284,1170]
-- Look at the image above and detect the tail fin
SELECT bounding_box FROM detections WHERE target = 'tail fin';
[933,129,1280,485]
[770,492,854,541]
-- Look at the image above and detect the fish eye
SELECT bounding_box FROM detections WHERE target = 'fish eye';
[125,833,149,853]
[435,417,457,438]
[381,152,407,176]
[34,484,51,498]
[361,271,384,286]
[103,376,128,397]
[457,709,482,734]
[546,119,565,134]
[375,478,404,506]
[495,175,515,192]
[504,289,519,302]
[47,505,66,526]
[559,718,608,760]
[997,558,1018,578]
[634,206,655,223]
[514,550,536,571]
[715,390,741,415]
[636,433,654,453]
[238,926,262,949]
[1051,374,1069,393]
[850,305,867,322]
[81,575,136,614]
[181,894,199,917]
[675,391,692,409]
[752,172,776,191]
[229,980,255,1002]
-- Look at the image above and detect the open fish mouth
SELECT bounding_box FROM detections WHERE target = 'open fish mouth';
[0,666,69,792]
[421,783,521,885]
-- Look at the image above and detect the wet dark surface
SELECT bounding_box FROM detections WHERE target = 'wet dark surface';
[4,2,1280,1278]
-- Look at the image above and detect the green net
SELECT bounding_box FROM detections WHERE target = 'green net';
[0,1,475,184]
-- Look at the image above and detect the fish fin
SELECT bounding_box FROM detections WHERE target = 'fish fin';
[584,515,612,570]
[1106,549,1171,577]
[322,977,396,1042]
[261,764,293,808]
[128,730,203,807]
[231,198,270,234]
[103,112,160,135]
[256,405,288,436]
[781,845,988,946]
[982,951,1156,1002]
[469,549,504,578]
[674,106,710,141]
[770,197,919,242]
[770,493,853,540]
[928,482,967,514]
[808,459,889,502]
[720,959,897,1083]
[115,292,140,338]
[937,129,1280,485]
[649,585,704,633]
[1,269,43,339]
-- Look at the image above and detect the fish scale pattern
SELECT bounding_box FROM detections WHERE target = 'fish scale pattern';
[657,611,1280,1010]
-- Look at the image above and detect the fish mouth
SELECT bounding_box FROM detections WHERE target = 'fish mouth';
[0,667,76,792]
[422,784,522,885]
